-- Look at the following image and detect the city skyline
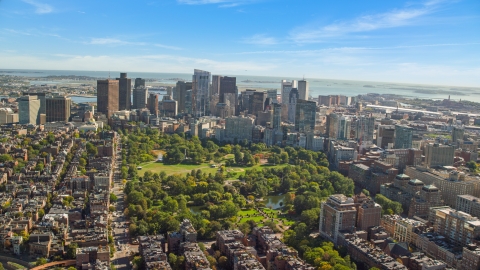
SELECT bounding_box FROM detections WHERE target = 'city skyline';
[0,0,479,86]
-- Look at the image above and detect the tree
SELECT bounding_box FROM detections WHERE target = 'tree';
[218,256,228,268]
[66,243,78,259]
[168,253,177,266]
[0,154,12,163]
[466,161,478,172]
[35,257,47,266]
[110,193,118,202]
[86,142,98,156]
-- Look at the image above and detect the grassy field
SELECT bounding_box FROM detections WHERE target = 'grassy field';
[138,161,288,178]
[238,209,264,224]
[138,162,219,176]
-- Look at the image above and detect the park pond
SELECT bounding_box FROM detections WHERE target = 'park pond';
[265,194,288,209]
[189,194,288,214]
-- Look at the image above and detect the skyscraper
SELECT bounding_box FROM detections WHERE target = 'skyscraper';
[326,113,340,139]
[355,116,375,143]
[288,88,299,123]
[211,75,223,96]
[133,87,148,110]
[394,125,413,149]
[174,81,192,113]
[46,95,71,122]
[219,76,237,115]
[338,115,352,140]
[148,93,159,115]
[251,91,266,116]
[18,95,41,124]
[281,80,293,104]
[23,92,46,114]
[192,69,211,117]
[266,89,278,103]
[116,73,132,110]
[295,99,316,132]
[96,79,119,118]
[134,78,146,89]
[298,79,309,100]
[273,103,282,130]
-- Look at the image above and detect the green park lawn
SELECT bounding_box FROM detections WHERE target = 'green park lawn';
[138,160,288,178]
[138,162,219,176]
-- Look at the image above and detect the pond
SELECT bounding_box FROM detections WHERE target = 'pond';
[265,194,288,209]
[189,205,203,215]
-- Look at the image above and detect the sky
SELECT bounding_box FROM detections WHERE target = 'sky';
[0,0,479,86]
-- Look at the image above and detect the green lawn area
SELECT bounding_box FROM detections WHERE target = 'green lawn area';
[138,160,289,178]
[138,162,219,176]
[238,209,264,224]
[238,209,260,216]
[239,216,264,224]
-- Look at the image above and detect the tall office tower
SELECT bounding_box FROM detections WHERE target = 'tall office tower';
[134,78,145,89]
[338,115,352,140]
[184,90,193,114]
[452,126,465,144]
[295,99,316,132]
[192,69,211,117]
[97,79,119,118]
[394,125,413,149]
[356,198,382,231]
[132,87,148,110]
[46,95,71,122]
[319,194,357,246]
[326,113,340,138]
[147,93,159,115]
[273,103,282,130]
[219,76,237,115]
[425,143,455,168]
[23,92,47,114]
[355,116,375,143]
[251,91,266,116]
[174,81,192,113]
[211,75,223,96]
[266,89,278,103]
[377,125,396,149]
[18,95,41,124]
[116,73,132,110]
[239,89,255,113]
[288,88,299,123]
[298,79,309,100]
[281,80,293,104]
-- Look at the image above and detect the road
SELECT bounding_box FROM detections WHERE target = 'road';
[111,143,137,270]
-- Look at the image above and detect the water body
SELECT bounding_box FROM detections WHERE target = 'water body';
[265,194,288,209]
[2,69,479,102]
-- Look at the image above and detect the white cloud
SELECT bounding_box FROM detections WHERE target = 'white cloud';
[242,34,278,45]
[22,0,53,14]
[0,53,276,74]
[87,38,143,45]
[290,1,446,44]
[154,44,183,50]
[4,28,32,36]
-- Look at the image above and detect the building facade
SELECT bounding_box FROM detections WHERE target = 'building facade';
[97,79,119,117]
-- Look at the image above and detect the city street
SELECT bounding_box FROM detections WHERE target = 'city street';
[111,142,137,270]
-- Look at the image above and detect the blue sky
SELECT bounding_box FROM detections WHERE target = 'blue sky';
[0,0,479,86]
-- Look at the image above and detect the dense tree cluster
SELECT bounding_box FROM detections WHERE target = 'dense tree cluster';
[120,127,357,269]
[374,194,403,215]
